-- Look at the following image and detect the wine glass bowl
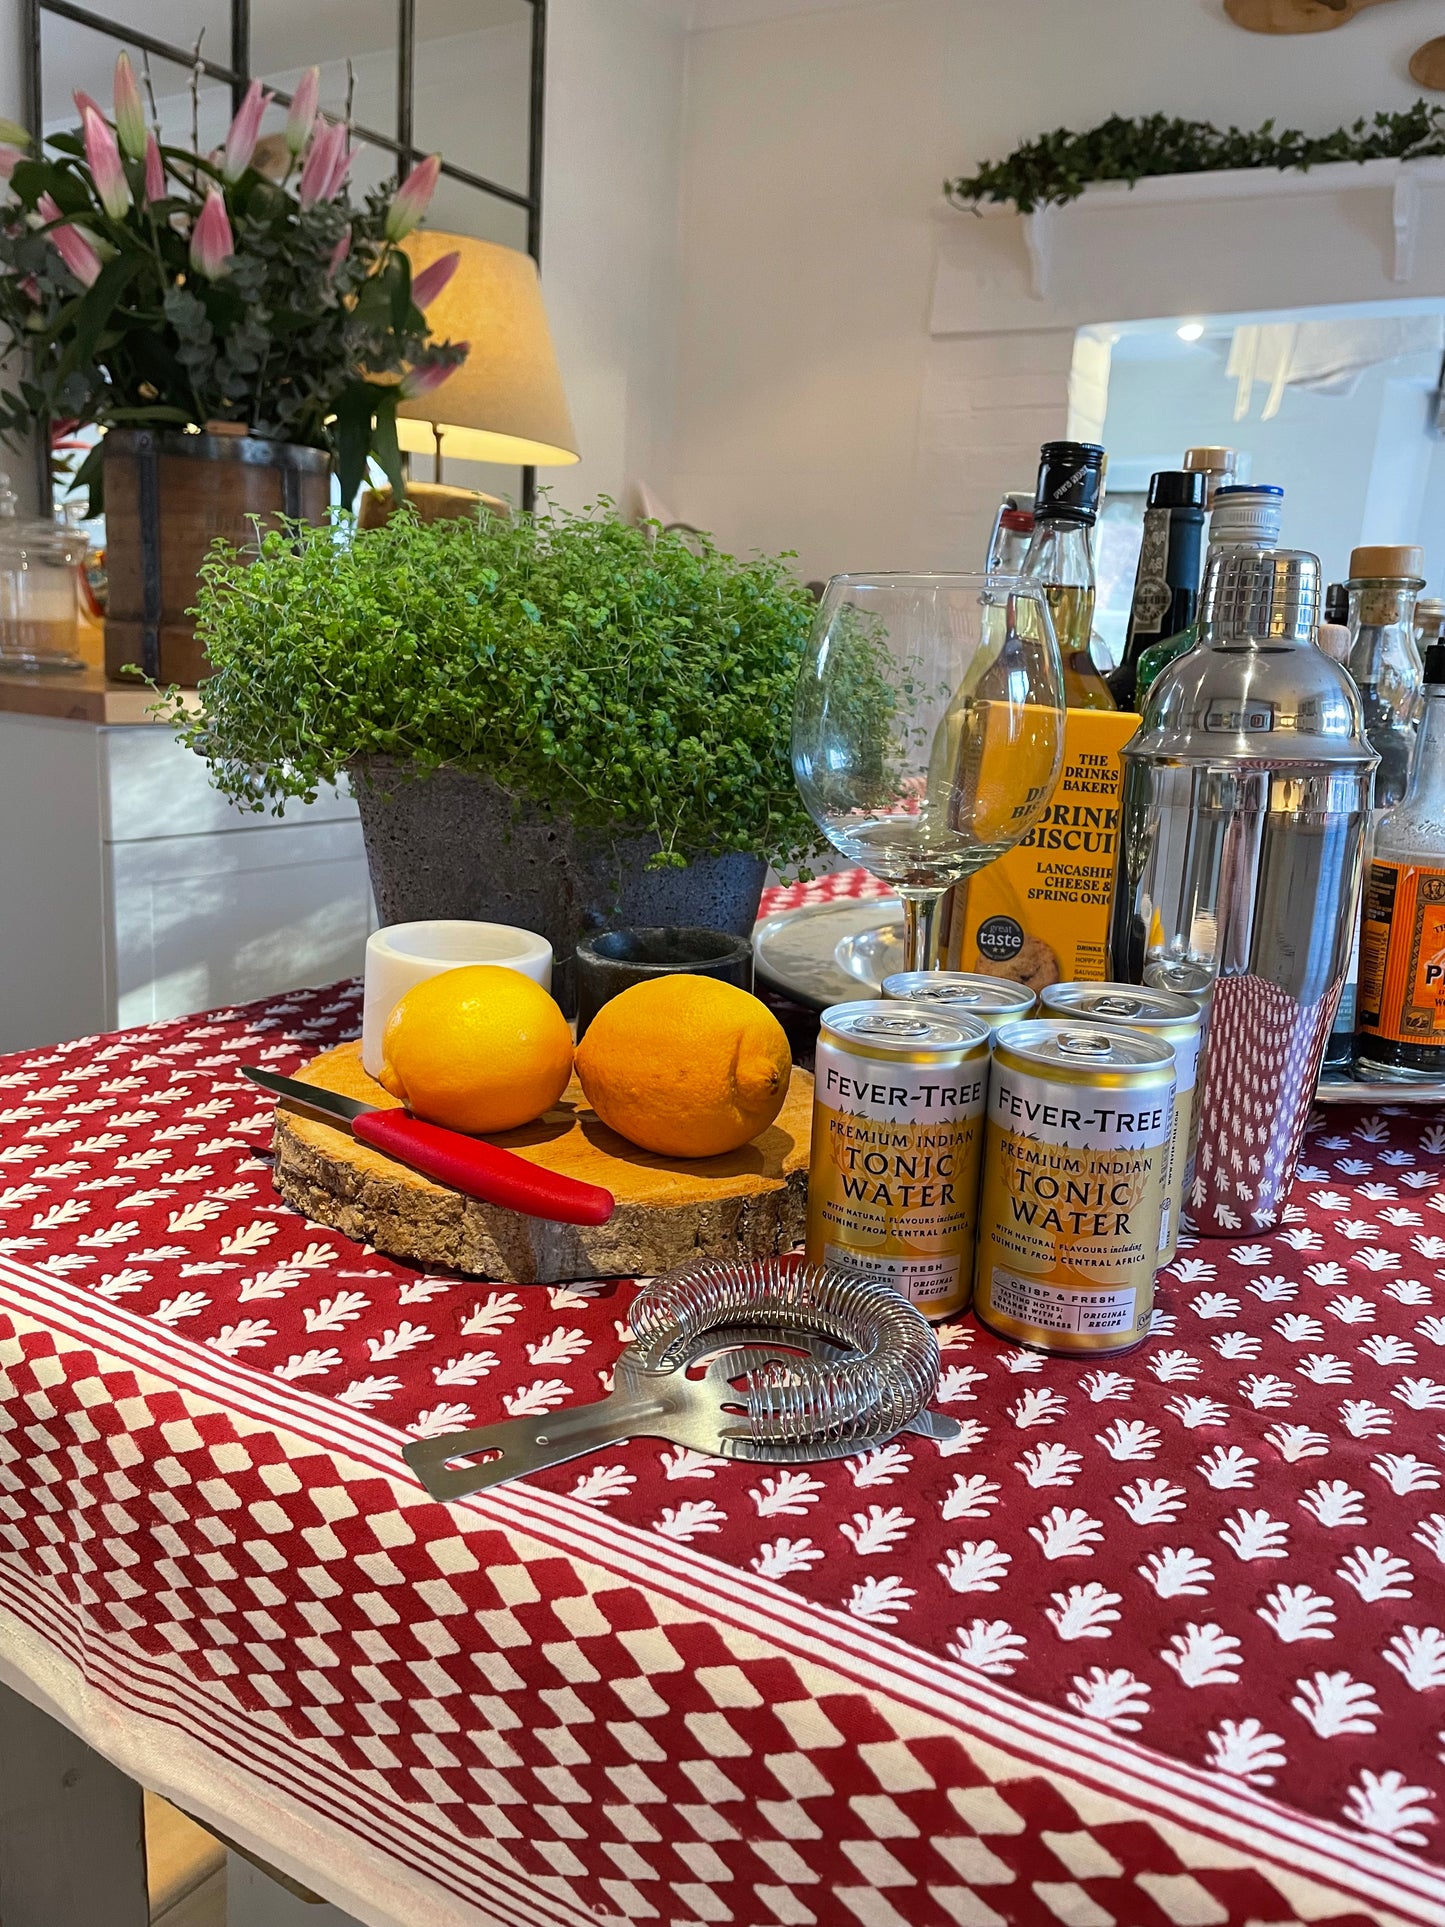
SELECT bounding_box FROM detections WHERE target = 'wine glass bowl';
[792,572,1065,972]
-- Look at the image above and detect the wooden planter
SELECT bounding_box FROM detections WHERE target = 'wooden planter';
[103,428,331,684]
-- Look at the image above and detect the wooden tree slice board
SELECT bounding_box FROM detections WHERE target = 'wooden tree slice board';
[271,1042,813,1284]
[1224,0,1396,30]
[1410,36,1445,88]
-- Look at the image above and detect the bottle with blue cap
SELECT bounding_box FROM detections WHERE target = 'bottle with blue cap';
[1135,483,1285,701]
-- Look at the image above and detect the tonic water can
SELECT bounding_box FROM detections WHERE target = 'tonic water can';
[805,1001,990,1321]
[975,1020,1174,1354]
[881,971,1036,1035]
[1039,981,1203,1266]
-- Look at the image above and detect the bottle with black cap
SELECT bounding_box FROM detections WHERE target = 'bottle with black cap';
[1021,440,1115,710]
[1107,469,1206,707]
[1356,636,1445,1080]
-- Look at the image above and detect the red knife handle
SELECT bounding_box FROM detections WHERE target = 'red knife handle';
[351,1111,615,1226]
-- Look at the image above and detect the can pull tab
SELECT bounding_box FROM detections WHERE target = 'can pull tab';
[1093,996,1144,1018]
[851,1015,935,1039]
[1056,1028,1118,1058]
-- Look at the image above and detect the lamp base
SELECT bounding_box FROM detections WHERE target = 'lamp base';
[357,483,510,529]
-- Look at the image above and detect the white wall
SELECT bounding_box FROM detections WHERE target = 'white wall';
[669,0,1435,579]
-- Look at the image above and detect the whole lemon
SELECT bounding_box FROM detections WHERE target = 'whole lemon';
[379,965,573,1134]
[575,975,792,1158]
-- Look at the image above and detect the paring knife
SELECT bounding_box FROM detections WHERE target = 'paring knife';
[242,1066,615,1226]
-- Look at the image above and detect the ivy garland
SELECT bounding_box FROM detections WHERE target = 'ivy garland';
[947,102,1445,215]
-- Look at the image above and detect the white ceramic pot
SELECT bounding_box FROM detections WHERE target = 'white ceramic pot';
[361,919,554,1078]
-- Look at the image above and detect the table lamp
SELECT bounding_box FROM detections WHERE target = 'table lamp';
[396,231,580,483]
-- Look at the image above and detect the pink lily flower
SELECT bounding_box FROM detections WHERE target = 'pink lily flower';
[143,132,165,204]
[37,193,102,288]
[286,67,320,155]
[72,91,105,123]
[384,153,440,240]
[189,186,234,279]
[222,78,273,182]
[112,52,147,160]
[409,249,458,310]
[398,348,466,401]
[81,104,130,219]
[298,118,343,206]
[327,230,351,278]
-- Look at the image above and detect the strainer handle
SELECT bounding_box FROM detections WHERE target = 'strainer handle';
[403,1389,677,1502]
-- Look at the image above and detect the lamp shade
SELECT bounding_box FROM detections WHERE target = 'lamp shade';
[397,232,579,467]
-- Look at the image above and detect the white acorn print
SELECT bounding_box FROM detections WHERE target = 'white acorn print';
[206,1317,275,1354]
[1339,1399,1393,1439]
[1096,1419,1162,1461]
[660,1448,717,1482]
[1162,1622,1242,1687]
[847,1442,913,1486]
[941,1474,1001,1521]
[1015,1442,1082,1488]
[336,1374,403,1407]
[569,1463,636,1506]
[1413,1515,1445,1565]
[1383,1625,1445,1691]
[1191,1291,1242,1321]
[459,1291,524,1334]
[845,1575,915,1624]
[1079,1370,1134,1402]
[1291,1671,1381,1738]
[1299,1480,1368,1528]
[367,1321,434,1361]
[1212,1331,1262,1360]
[1066,1667,1151,1731]
[841,1505,915,1555]
[1207,1721,1288,1786]
[1371,1453,1442,1496]
[1029,1507,1104,1560]
[154,1290,210,1324]
[1138,1546,1214,1598]
[1343,1770,1435,1847]
[304,1290,370,1332]
[1165,1395,1229,1429]
[1304,1261,1349,1289]
[1263,1424,1330,1463]
[1149,1349,1202,1383]
[526,1327,590,1366]
[1218,1509,1290,1561]
[947,1618,1026,1677]
[1361,1333,1418,1368]
[936,1364,987,1403]
[655,1499,726,1542]
[1256,1584,1336,1643]
[1394,1376,1445,1411]
[752,1537,824,1579]
[409,1403,474,1439]
[504,1376,576,1417]
[272,1348,341,1380]
[433,1351,500,1386]
[938,1540,1012,1593]
[1197,1446,1257,1490]
[1115,1478,1187,1526]
[1297,1353,1353,1385]
[750,1469,825,1517]
[1008,1386,1067,1428]
[1045,1583,1121,1641]
[1229,1244,1272,1267]
[1337,1546,1414,1601]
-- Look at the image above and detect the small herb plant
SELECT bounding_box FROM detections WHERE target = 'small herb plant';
[167,503,828,871]
[948,102,1445,214]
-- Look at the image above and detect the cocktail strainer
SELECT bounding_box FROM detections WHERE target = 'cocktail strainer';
[404,1257,952,1502]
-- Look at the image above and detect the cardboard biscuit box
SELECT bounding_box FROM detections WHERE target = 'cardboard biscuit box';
[939,707,1139,991]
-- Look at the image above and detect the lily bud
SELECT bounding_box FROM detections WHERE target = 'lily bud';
[298,118,343,206]
[143,132,165,204]
[327,230,351,279]
[37,192,102,288]
[398,348,465,401]
[72,92,105,123]
[222,78,272,183]
[81,105,130,220]
[384,153,440,241]
[112,52,147,161]
[286,68,320,155]
[409,249,459,310]
[189,186,234,279]
[0,117,28,150]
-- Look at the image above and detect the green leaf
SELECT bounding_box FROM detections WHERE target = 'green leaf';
[371,386,404,502]
[53,252,144,386]
[333,382,373,507]
[11,157,88,213]
[73,438,105,518]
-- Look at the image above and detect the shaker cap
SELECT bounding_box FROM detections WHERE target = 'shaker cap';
[1425,642,1445,686]
[1183,446,1237,478]
[1349,544,1425,583]
[1033,442,1104,524]
[1206,548,1320,645]
[1209,486,1283,546]
[1148,470,1206,510]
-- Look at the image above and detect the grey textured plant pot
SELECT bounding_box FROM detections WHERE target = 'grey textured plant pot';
[350,760,768,1012]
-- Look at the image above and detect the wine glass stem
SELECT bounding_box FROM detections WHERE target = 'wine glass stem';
[898,887,946,973]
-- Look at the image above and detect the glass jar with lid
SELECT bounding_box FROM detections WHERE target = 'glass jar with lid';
[0,517,86,671]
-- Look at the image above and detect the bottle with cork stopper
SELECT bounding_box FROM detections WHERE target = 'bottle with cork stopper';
[1181,446,1238,509]
[1344,545,1426,808]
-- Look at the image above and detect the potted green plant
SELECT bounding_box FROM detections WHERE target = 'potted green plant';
[0,56,465,681]
[168,503,825,1005]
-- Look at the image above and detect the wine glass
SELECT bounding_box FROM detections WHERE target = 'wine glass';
[792,572,1065,974]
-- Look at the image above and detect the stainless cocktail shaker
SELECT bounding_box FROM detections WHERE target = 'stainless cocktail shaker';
[1109,551,1376,1236]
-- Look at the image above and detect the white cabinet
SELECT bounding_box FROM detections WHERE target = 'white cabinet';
[0,713,373,1052]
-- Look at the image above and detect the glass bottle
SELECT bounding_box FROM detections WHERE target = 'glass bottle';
[1181,445,1237,509]
[987,505,1034,575]
[1021,440,1114,710]
[1135,484,1284,703]
[1107,469,1205,708]
[1356,640,1445,1080]
[1345,546,1426,811]
[1416,595,1444,656]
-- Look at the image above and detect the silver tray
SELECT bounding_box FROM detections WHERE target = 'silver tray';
[753,898,1445,1108]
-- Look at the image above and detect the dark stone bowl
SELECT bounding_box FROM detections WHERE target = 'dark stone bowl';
[575,926,755,1039]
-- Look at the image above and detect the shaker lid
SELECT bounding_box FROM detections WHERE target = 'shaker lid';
[1349,544,1425,583]
[1127,548,1377,771]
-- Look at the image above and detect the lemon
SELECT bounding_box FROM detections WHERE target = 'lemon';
[575,975,792,1158]
[379,965,573,1134]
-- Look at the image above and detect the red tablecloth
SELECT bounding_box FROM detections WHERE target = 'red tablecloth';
[0,872,1442,1927]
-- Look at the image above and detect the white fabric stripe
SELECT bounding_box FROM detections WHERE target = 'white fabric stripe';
[1,1254,1441,1921]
